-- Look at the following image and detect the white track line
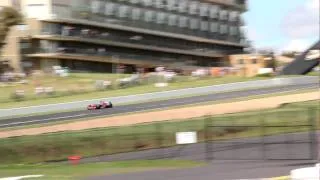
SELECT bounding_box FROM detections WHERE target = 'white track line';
[0,113,88,127]
[0,175,44,180]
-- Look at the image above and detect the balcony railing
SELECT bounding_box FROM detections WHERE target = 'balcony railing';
[27,29,203,50]
[204,0,247,10]
[28,47,191,65]
[29,45,242,66]
[42,9,246,47]
[23,29,241,56]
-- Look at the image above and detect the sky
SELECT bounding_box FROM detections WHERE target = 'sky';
[243,0,319,53]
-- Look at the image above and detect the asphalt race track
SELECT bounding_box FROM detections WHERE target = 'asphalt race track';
[0,83,318,129]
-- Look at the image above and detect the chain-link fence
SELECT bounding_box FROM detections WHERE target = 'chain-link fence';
[205,107,318,161]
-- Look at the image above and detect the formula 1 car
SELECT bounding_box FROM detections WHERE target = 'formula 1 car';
[87,101,113,110]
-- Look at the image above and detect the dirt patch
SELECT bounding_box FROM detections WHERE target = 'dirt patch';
[0,92,318,138]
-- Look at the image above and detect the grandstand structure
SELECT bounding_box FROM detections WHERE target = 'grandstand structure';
[1,0,248,73]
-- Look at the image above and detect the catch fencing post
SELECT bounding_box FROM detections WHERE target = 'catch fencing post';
[260,111,266,161]
[204,116,213,161]
[156,123,163,149]
[155,123,165,159]
[231,116,236,160]
[308,107,317,160]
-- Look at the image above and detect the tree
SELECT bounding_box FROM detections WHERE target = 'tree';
[0,6,23,50]
[281,51,299,58]
[257,48,274,56]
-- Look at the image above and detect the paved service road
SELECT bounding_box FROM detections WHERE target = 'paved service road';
[0,83,318,129]
[85,132,319,180]
[87,160,316,180]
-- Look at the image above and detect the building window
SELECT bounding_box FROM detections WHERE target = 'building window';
[53,4,70,18]
[179,16,188,28]
[168,14,177,26]
[220,24,228,34]
[117,5,130,18]
[167,0,178,11]
[132,8,141,20]
[154,0,164,8]
[240,38,246,45]
[200,21,209,31]
[229,11,239,21]
[142,0,153,6]
[105,2,116,16]
[40,40,56,52]
[189,18,198,29]
[199,3,209,17]
[20,42,30,49]
[219,10,228,20]
[229,26,238,35]
[42,22,60,34]
[130,0,139,4]
[156,12,166,24]
[91,0,100,14]
[210,22,218,32]
[144,10,154,22]
[188,1,198,15]
[168,14,178,26]
[209,5,219,19]
[178,0,188,13]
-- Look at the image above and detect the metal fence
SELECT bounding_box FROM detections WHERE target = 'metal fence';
[95,107,319,162]
[204,107,318,161]
[205,112,317,161]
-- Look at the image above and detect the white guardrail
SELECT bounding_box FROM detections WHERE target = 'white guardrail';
[0,76,317,118]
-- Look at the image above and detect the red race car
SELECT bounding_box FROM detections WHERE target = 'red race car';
[87,101,113,110]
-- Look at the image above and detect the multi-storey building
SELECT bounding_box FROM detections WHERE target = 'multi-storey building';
[1,0,248,73]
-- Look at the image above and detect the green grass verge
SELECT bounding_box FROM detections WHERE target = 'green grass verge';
[0,73,277,108]
[307,69,319,76]
[0,159,203,179]
[0,100,318,164]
